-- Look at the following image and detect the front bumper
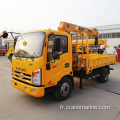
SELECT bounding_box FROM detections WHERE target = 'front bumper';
[12,78,45,97]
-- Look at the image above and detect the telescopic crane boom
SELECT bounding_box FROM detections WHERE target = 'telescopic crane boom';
[58,21,99,47]
[58,21,98,38]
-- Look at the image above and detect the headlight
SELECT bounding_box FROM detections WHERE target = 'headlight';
[32,69,41,85]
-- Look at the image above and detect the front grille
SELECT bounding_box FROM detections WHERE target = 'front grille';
[12,77,44,87]
[14,71,31,81]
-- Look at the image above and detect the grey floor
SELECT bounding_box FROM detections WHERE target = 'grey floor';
[0,55,120,120]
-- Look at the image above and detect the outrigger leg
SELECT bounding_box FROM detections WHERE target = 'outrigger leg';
[79,67,83,89]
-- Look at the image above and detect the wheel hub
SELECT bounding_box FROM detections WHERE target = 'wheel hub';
[60,82,70,96]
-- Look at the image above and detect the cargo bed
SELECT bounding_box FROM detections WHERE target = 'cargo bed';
[72,53,116,74]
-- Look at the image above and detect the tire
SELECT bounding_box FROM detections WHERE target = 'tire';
[54,77,72,101]
[3,54,5,56]
[98,68,109,83]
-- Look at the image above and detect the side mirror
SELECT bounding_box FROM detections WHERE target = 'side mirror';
[46,63,50,70]
[3,33,8,38]
[53,38,61,52]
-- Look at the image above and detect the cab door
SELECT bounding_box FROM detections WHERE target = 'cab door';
[45,34,70,87]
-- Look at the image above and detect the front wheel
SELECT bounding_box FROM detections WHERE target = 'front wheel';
[54,77,72,101]
[98,68,109,83]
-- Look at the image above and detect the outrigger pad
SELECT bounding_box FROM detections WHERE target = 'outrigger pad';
[93,81,120,95]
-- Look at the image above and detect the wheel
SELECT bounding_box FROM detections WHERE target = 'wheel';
[98,68,109,83]
[54,77,72,101]
[3,54,5,56]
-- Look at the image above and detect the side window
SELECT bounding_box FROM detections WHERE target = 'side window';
[55,35,68,54]
[47,35,54,62]
[47,35,68,62]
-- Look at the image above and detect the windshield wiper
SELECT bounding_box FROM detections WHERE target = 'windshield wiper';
[27,54,38,58]
[14,53,38,59]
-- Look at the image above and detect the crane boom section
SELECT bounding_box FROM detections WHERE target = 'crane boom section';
[58,21,98,38]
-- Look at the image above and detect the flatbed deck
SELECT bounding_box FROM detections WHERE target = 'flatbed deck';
[72,53,116,74]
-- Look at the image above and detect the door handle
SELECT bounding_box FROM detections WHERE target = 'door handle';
[65,63,69,67]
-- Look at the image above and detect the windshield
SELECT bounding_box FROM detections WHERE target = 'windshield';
[14,32,46,58]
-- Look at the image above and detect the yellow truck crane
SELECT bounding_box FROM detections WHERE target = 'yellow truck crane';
[6,41,14,61]
[11,22,116,101]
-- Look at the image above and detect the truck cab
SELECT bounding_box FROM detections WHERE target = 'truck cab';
[12,30,73,100]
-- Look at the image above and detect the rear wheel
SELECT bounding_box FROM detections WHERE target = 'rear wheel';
[54,77,72,101]
[98,67,109,83]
